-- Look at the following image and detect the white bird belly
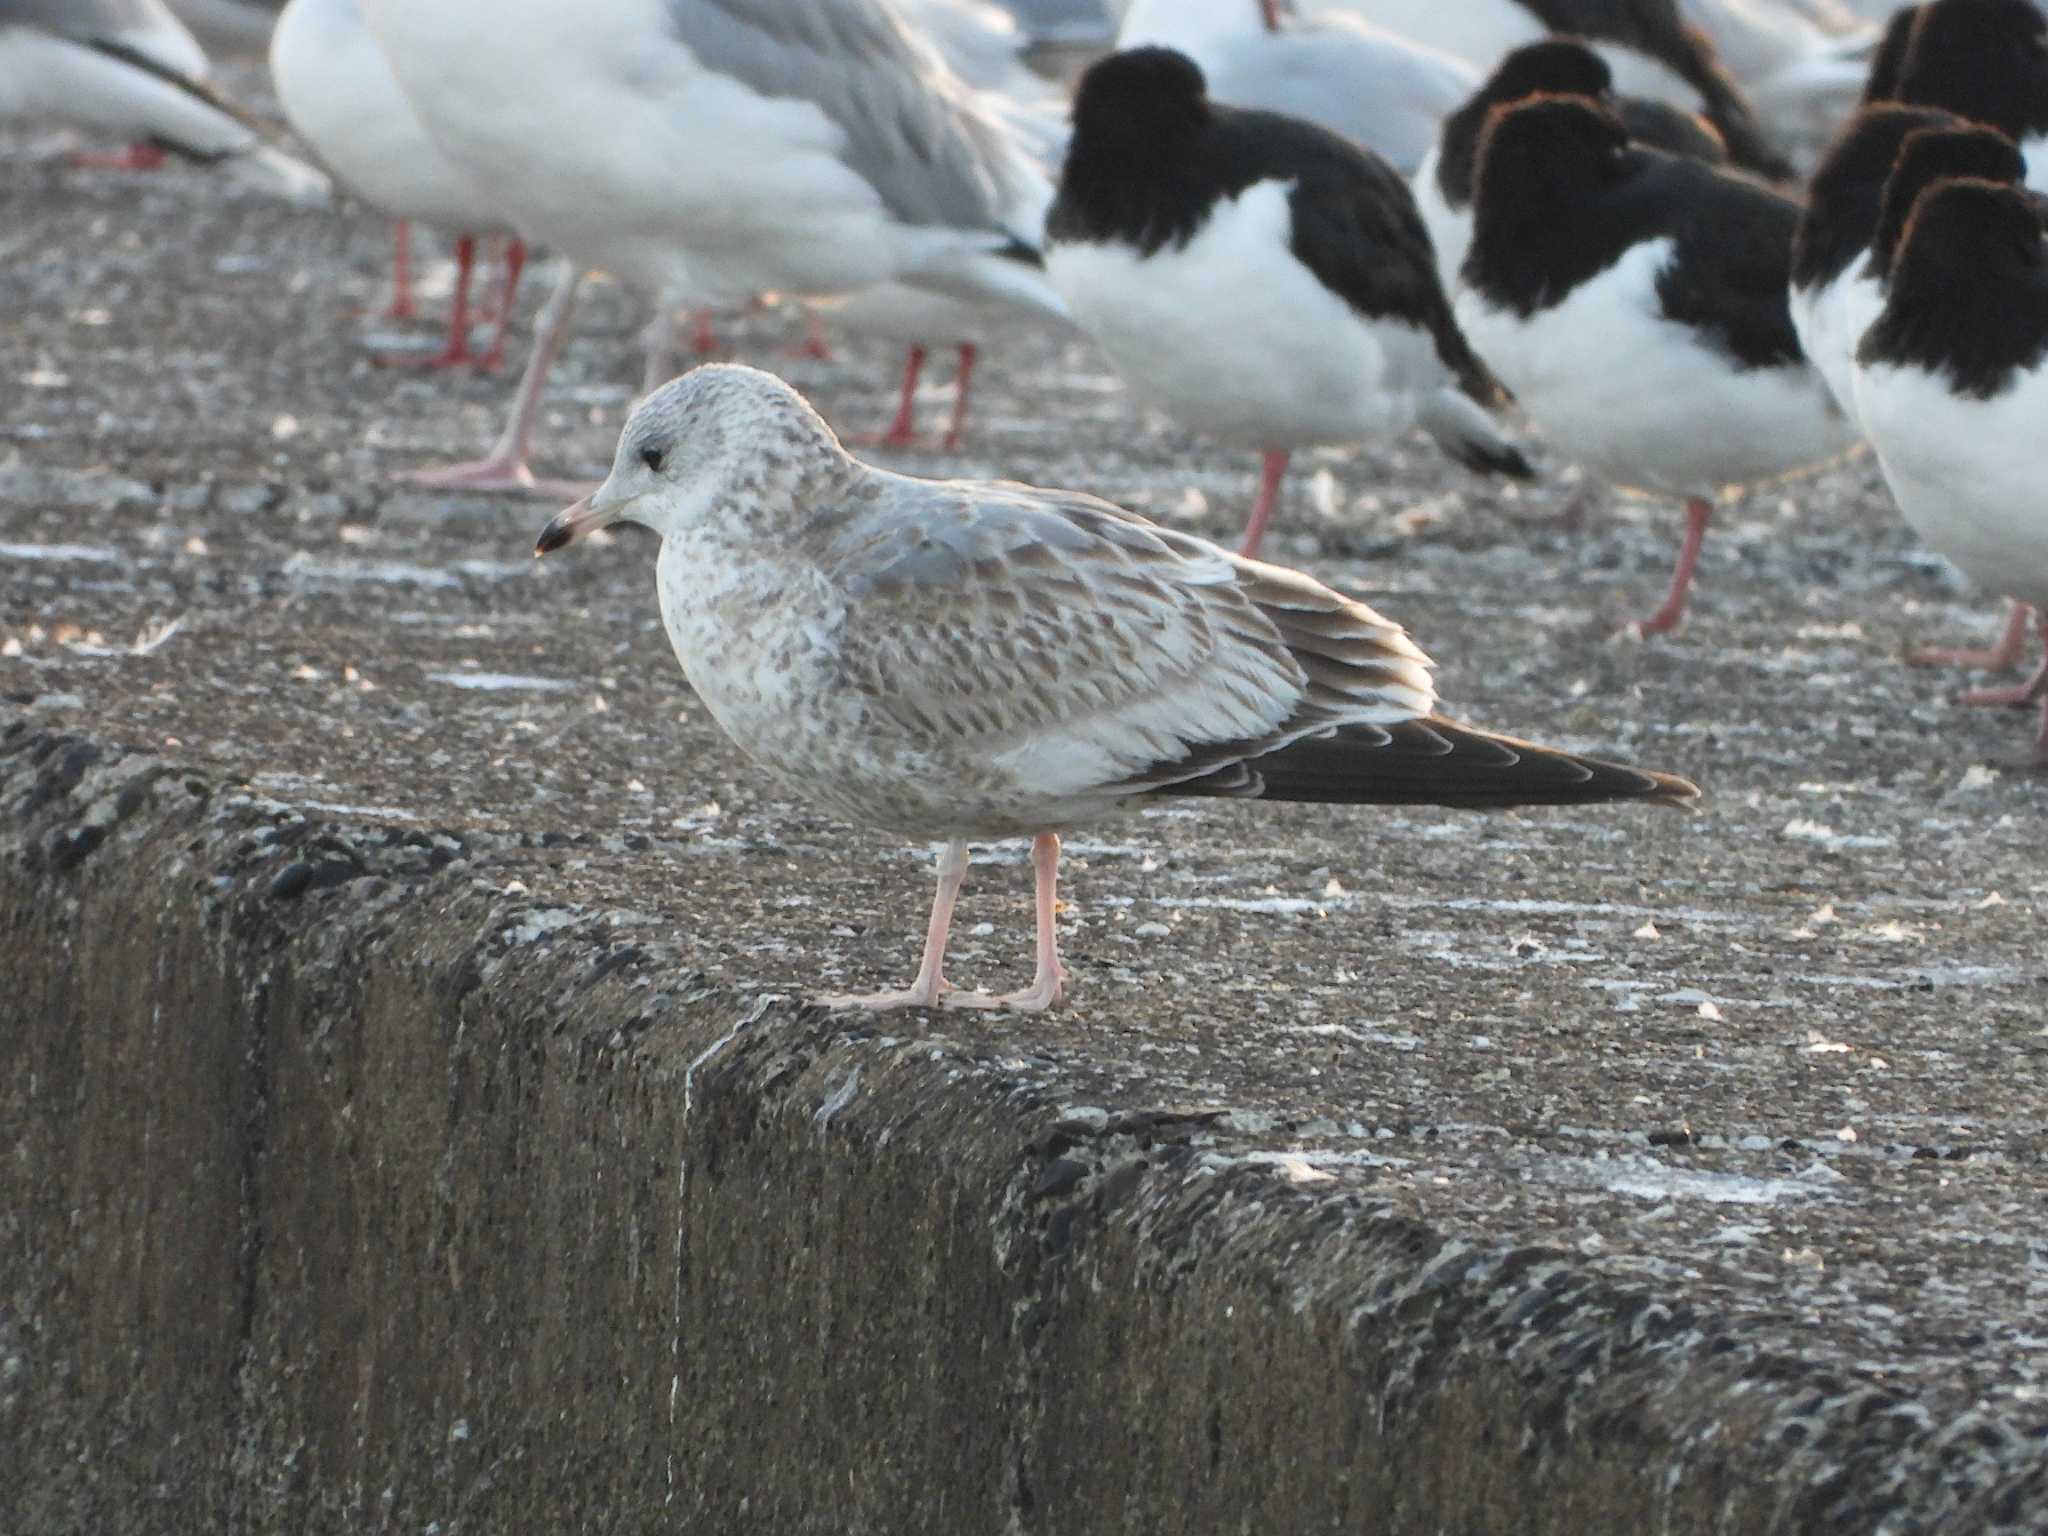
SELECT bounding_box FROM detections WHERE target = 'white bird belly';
[1456,238,1855,495]
[1410,147,1469,296]
[1048,179,1447,449]
[1790,257,1876,427]
[1856,360,2048,610]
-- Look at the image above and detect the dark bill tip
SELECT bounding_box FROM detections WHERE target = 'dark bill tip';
[534,497,593,558]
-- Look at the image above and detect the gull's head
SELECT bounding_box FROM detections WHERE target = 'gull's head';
[534,364,839,556]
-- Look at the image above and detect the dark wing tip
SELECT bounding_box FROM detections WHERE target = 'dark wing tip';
[1454,437,1539,481]
[1166,716,1702,811]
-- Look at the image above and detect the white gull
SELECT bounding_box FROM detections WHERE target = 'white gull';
[358,0,1067,491]
[270,0,527,370]
[0,0,328,201]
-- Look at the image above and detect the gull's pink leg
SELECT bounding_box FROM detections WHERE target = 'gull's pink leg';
[822,841,973,1011]
[69,142,170,171]
[787,311,835,361]
[857,346,926,448]
[987,833,1068,1013]
[941,343,978,452]
[472,238,527,374]
[1628,495,1714,636]
[1957,613,2048,759]
[382,220,417,321]
[377,233,477,370]
[403,261,590,498]
[1909,600,2034,671]
[689,309,723,356]
[1237,449,1291,560]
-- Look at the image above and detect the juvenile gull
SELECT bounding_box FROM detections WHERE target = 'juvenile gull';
[534,364,1698,1012]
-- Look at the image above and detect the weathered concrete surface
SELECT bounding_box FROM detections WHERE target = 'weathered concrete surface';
[5,77,2048,1534]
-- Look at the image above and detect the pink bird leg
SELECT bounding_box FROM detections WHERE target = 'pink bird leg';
[823,839,973,1010]
[787,311,835,361]
[858,345,927,448]
[68,142,169,171]
[379,219,418,322]
[1908,599,2035,671]
[941,343,978,451]
[1236,449,1292,560]
[983,833,1068,1012]
[403,262,590,497]
[822,834,1070,1012]
[1629,495,1714,636]
[1956,611,2048,762]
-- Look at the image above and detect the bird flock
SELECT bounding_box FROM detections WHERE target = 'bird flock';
[6,0,2045,1009]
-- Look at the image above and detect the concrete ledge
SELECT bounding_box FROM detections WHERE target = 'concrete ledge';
[7,718,2043,1534]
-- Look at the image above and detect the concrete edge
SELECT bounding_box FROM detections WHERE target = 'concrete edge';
[4,712,2041,1534]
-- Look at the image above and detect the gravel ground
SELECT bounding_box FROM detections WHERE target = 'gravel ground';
[5,91,2047,1487]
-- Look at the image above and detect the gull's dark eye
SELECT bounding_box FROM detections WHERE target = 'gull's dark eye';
[640,446,665,472]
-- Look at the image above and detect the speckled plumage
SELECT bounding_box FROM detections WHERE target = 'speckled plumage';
[535,364,1696,1009]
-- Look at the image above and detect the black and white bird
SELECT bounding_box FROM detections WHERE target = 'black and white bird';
[1836,120,2028,404]
[1113,0,1480,175]
[1416,37,1729,295]
[1304,0,1794,178]
[1789,101,1960,420]
[1885,0,2048,188]
[1860,2,1924,101]
[1455,92,1857,634]
[1848,122,2044,672]
[1044,46,1534,559]
[1853,175,2048,759]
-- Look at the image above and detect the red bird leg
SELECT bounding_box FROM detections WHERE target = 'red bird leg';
[1908,599,2034,671]
[941,343,978,451]
[384,220,417,321]
[787,311,835,361]
[1236,449,1291,559]
[473,238,527,373]
[859,346,926,447]
[1960,611,2048,704]
[1629,496,1714,636]
[377,234,477,369]
[689,309,722,355]
[69,142,169,170]
[1258,0,1283,30]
